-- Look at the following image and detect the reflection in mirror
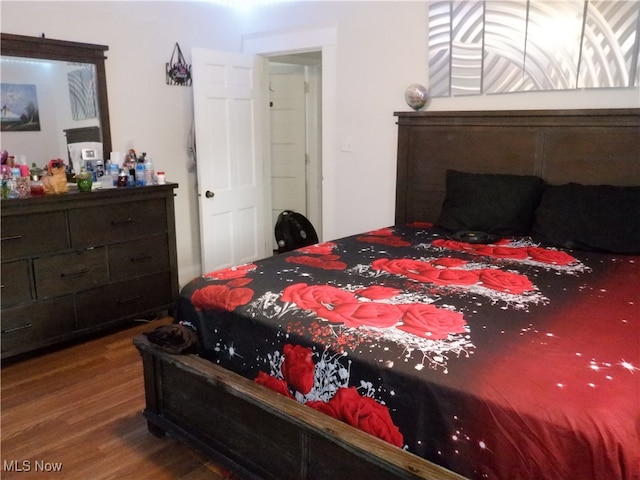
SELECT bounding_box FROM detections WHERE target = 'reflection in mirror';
[0,34,111,174]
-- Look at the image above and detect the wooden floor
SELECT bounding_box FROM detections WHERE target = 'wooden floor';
[1,318,238,479]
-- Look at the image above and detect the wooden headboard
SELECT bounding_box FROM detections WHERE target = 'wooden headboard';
[394,108,640,225]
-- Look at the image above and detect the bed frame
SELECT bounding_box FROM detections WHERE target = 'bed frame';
[395,108,640,224]
[134,108,639,480]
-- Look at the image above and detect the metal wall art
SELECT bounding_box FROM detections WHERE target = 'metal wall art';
[428,0,640,97]
[166,42,192,86]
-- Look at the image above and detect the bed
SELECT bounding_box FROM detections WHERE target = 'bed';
[134,108,640,480]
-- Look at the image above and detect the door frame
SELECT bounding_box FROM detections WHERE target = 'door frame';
[268,57,322,245]
[243,25,338,242]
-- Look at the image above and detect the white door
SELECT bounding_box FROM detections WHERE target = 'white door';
[192,48,269,274]
[269,64,307,250]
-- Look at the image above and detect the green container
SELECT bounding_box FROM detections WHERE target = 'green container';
[76,167,93,192]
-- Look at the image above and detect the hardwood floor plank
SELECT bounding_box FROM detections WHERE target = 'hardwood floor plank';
[1,319,237,480]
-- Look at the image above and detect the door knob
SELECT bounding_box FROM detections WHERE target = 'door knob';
[205,190,215,198]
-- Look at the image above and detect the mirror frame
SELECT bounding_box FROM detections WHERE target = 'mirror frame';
[0,33,112,158]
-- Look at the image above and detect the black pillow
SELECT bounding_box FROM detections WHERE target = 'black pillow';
[532,183,640,254]
[436,170,546,235]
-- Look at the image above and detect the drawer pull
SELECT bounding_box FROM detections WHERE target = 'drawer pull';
[2,323,33,334]
[117,295,141,305]
[130,255,152,263]
[111,218,134,226]
[61,268,89,278]
[1,234,23,242]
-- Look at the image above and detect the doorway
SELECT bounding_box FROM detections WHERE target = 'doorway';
[268,52,322,251]
[243,24,338,242]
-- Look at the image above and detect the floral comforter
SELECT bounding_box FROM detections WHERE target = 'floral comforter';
[176,224,640,480]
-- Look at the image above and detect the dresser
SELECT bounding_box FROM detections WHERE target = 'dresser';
[1,184,179,359]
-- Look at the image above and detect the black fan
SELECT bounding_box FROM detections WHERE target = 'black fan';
[275,211,318,253]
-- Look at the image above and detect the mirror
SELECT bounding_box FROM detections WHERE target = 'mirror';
[0,33,111,172]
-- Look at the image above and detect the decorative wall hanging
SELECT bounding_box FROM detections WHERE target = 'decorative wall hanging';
[0,83,40,131]
[428,0,640,97]
[166,42,192,86]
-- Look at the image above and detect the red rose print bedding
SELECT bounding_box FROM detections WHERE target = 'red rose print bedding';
[175,224,640,480]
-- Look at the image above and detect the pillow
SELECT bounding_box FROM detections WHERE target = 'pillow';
[532,183,640,254]
[436,170,546,235]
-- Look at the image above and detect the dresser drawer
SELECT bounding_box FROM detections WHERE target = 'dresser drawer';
[1,296,76,355]
[0,185,178,358]
[68,199,168,247]
[34,247,108,298]
[1,260,33,308]
[108,235,170,282]
[1,212,69,260]
[76,272,172,328]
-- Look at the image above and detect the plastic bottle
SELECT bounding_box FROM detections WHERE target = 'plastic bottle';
[109,162,119,186]
[7,168,21,198]
[135,161,146,186]
[156,171,166,185]
[144,156,154,185]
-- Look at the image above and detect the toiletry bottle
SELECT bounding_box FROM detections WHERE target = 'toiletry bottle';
[7,168,20,198]
[135,160,146,186]
[109,162,119,186]
[117,168,128,187]
[144,156,154,185]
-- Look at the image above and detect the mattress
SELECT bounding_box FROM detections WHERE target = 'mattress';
[175,224,640,480]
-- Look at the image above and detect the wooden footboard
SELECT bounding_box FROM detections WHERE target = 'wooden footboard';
[134,335,467,480]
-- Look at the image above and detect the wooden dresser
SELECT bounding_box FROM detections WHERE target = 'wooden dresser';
[1,184,179,359]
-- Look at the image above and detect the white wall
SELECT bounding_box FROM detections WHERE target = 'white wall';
[237,0,639,239]
[2,1,245,285]
[3,1,638,286]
